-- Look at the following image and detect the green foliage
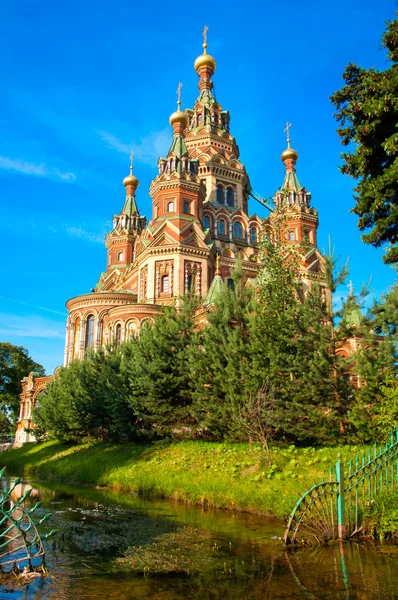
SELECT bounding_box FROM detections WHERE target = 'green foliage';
[0,342,44,423]
[331,15,398,265]
[364,491,398,540]
[350,283,398,441]
[123,297,199,436]
[34,348,134,442]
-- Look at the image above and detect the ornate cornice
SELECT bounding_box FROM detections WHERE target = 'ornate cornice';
[66,292,138,312]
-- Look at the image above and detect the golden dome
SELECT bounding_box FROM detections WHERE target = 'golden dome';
[281,142,298,164]
[169,109,188,128]
[194,51,216,73]
[194,26,216,74]
[123,171,139,189]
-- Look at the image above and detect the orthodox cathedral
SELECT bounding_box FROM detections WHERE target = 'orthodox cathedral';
[15,29,328,444]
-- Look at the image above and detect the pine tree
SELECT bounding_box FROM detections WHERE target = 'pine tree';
[33,348,133,441]
[189,261,256,439]
[350,283,398,441]
[330,15,398,264]
[123,297,198,437]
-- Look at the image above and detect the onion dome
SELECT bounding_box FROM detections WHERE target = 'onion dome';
[123,170,139,189]
[194,26,216,75]
[123,152,139,190]
[169,106,188,128]
[281,140,298,164]
[169,83,188,129]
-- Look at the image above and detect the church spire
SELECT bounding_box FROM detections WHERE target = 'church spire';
[280,122,301,191]
[194,26,216,92]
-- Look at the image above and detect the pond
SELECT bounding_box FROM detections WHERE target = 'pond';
[1,477,397,599]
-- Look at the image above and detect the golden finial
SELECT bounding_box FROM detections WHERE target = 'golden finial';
[123,150,139,189]
[281,122,298,165]
[348,280,354,297]
[284,122,292,147]
[202,25,208,53]
[215,254,221,276]
[176,82,182,109]
[194,26,216,75]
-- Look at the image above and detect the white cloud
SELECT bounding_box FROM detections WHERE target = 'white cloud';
[0,314,65,339]
[0,155,77,183]
[64,225,107,244]
[97,128,170,165]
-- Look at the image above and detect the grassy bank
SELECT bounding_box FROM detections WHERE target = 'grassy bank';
[1,440,371,518]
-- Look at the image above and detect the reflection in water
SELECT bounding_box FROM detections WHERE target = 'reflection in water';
[0,477,397,600]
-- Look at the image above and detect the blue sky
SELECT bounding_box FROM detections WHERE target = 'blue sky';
[0,0,396,374]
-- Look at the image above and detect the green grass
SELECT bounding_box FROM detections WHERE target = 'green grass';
[0,440,371,519]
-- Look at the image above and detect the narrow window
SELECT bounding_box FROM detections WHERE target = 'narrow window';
[226,189,234,207]
[289,231,295,241]
[233,221,243,238]
[217,185,224,204]
[183,201,190,214]
[218,219,226,235]
[161,274,169,293]
[186,274,194,293]
[118,252,123,262]
[85,315,95,349]
[227,278,235,291]
[203,215,210,229]
[167,202,174,212]
[250,227,257,243]
[115,324,122,349]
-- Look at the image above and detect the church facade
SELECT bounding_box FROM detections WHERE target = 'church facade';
[15,31,328,445]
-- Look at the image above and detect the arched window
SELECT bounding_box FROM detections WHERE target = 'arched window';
[183,201,190,214]
[233,221,243,238]
[115,324,122,349]
[226,188,234,207]
[217,185,224,204]
[289,231,295,241]
[167,202,174,212]
[85,315,95,349]
[161,274,169,293]
[218,219,226,235]
[250,227,257,243]
[118,252,123,262]
[203,215,210,229]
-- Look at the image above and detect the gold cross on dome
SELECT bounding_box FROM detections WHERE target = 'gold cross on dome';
[176,82,182,106]
[284,122,292,144]
[202,25,208,48]
[129,151,134,173]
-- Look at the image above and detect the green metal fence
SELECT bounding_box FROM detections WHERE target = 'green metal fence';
[284,428,398,546]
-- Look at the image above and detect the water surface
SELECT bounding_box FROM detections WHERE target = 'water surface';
[1,477,397,599]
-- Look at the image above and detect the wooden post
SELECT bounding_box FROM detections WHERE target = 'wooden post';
[336,454,346,539]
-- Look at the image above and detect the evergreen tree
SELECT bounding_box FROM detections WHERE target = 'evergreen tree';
[189,261,256,439]
[330,15,398,264]
[350,283,398,441]
[34,348,133,441]
[123,297,198,437]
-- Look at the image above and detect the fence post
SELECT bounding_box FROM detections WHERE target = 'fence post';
[336,454,346,539]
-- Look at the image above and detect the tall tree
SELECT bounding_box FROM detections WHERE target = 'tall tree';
[34,348,133,442]
[330,15,398,264]
[123,297,199,437]
[350,283,398,441]
[0,342,44,422]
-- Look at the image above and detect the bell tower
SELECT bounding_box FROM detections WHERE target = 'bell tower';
[272,124,318,248]
[105,155,145,272]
